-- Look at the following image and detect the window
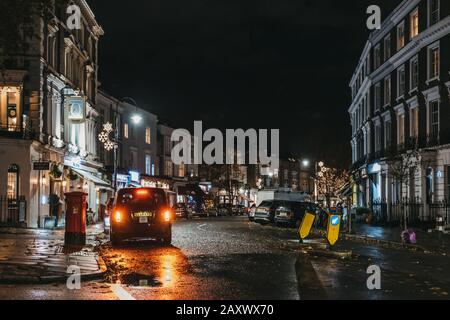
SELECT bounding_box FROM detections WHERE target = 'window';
[130,149,137,169]
[398,113,405,145]
[7,164,19,199]
[429,100,439,136]
[165,161,173,177]
[410,8,419,38]
[397,66,406,98]
[178,164,185,178]
[383,76,391,106]
[164,136,172,155]
[410,107,419,139]
[374,83,381,111]
[145,155,152,175]
[145,127,151,144]
[429,45,440,79]
[397,22,405,50]
[410,56,419,90]
[384,35,391,61]
[124,123,129,139]
[375,124,382,152]
[6,91,19,131]
[429,0,440,26]
[374,44,381,69]
[385,120,392,149]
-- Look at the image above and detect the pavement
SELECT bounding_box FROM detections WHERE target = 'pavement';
[343,224,450,255]
[0,224,107,284]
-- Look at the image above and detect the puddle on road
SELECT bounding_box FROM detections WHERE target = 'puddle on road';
[116,273,163,288]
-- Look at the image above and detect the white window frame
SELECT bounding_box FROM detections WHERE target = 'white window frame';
[383,76,391,107]
[384,35,391,61]
[428,0,440,27]
[427,42,440,81]
[397,21,405,51]
[374,83,381,111]
[409,55,419,93]
[374,44,381,69]
[428,99,440,137]
[145,154,152,175]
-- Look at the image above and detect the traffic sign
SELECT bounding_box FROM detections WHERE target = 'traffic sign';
[327,214,342,246]
[299,212,316,240]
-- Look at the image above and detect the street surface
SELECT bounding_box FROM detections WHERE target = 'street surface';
[0,217,449,300]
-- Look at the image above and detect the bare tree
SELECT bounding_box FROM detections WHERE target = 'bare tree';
[386,150,420,230]
[316,165,349,209]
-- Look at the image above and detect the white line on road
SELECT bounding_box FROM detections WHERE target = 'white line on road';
[111,284,136,301]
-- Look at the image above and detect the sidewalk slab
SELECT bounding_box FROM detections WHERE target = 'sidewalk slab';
[0,224,107,284]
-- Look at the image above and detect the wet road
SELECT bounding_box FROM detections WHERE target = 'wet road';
[1,216,450,300]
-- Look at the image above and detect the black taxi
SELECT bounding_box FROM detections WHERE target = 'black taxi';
[110,188,176,245]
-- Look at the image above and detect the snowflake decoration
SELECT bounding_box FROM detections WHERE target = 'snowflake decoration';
[98,122,117,151]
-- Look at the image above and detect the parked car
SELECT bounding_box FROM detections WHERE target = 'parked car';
[232,205,246,216]
[274,201,325,228]
[174,203,192,220]
[110,188,176,245]
[254,200,284,224]
[217,203,233,216]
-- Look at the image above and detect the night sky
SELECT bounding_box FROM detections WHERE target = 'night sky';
[89,0,401,168]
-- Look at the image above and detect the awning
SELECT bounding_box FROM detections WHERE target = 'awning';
[72,169,112,190]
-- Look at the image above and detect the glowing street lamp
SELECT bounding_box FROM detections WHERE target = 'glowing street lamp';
[131,114,143,125]
[302,159,310,168]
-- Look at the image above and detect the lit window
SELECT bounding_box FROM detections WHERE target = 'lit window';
[398,114,405,145]
[7,164,19,199]
[410,107,419,139]
[145,127,151,144]
[178,164,185,178]
[124,123,129,139]
[397,22,405,50]
[410,8,419,38]
[429,45,440,79]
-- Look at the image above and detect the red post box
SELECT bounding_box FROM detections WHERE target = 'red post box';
[64,192,87,246]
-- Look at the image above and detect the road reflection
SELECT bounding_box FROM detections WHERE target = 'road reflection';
[102,240,189,291]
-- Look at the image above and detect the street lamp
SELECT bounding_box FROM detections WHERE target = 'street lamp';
[302,159,310,168]
[122,97,143,125]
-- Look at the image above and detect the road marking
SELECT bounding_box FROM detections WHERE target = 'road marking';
[111,284,136,300]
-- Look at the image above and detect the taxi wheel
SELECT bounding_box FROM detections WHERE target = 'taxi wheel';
[111,233,122,246]
[162,228,172,245]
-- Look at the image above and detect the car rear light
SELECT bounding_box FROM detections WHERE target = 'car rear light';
[164,210,171,222]
[114,211,122,223]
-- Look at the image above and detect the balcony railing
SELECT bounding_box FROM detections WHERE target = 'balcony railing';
[0,121,35,140]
